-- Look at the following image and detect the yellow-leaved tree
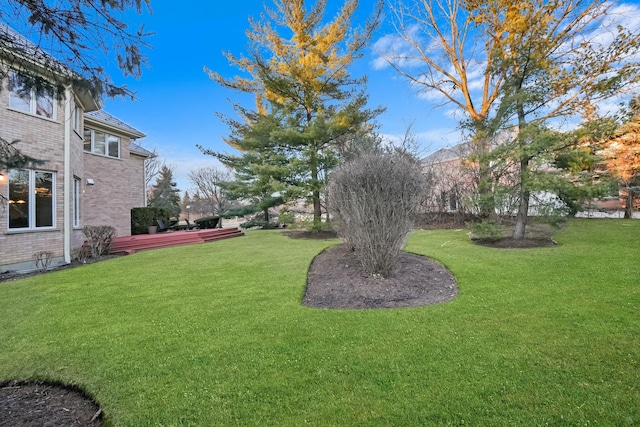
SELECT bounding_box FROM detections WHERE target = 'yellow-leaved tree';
[205,0,383,228]
[381,0,640,237]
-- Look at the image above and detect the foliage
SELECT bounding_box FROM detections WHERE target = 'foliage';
[148,165,181,219]
[380,0,513,218]
[205,0,384,227]
[599,96,640,218]
[382,0,640,230]
[278,209,295,225]
[0,0,152,99]
[199,110,289,224]
[0,137,42,170]
[469,220,504,242]
[478,0,640,237]
[0,221,638,425]
[81,225,116,258]
[239,217,278,230]
[131,207,170,235]
[329,151,424,277]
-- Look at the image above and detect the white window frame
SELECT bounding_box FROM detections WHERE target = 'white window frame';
[72,104,81,133]
[7,70,56,119]
[73,176,81,227]
[83,128,121,159]
[7,169,56,230]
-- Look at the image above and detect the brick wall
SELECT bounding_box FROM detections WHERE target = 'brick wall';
[82,130,147,237]
[1,68,147,271]
[0,73,70,270]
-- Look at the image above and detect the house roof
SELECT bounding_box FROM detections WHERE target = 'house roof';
[0,23,55,67]
[0,23,100,112]
[422,143,471,165]
[130,141,154,158]
[421,128,518,165]
[84,110,146,139]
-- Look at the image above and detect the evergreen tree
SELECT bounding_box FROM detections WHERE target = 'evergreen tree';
[148,165,181,219]
[205,0,383,228]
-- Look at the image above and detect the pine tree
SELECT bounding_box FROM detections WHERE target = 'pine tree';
[206,0,383,228]
[148,166,181,219]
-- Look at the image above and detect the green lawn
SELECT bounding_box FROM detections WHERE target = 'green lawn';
[0,219,638,426]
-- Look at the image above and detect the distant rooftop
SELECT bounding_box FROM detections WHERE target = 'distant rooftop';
[85,110,145,139]
[422,143,470,164]
[130,141,154,158]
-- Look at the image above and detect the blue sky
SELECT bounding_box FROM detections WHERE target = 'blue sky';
[100,1,464,193]
[98,0,640,193]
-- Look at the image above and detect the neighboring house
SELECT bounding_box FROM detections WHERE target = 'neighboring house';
[420,128,565,217]
[0,24,152,272]
[421,143,472,214]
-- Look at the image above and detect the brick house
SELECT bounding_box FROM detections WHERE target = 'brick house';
[0,24,151,272]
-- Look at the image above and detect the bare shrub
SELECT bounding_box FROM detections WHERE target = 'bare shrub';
[33,251,53,272]
[329,152,425,278]
[82,226,117,258]
[74,245,92,264]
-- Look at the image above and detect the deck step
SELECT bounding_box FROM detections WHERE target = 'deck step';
[110,228,244,255]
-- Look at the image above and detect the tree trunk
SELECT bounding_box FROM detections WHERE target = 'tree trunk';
[310,149,322,227]
[513,99,529,240]
[513,186,530,239]
[624,187,633,219]
[513,156,530,239]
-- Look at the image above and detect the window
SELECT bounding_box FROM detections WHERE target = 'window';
[73,176,81,227]
[8,169,55,230]
[449,192,458,211]
[8,70,55,119]
[73,104,81,133]
[84,129,120,159]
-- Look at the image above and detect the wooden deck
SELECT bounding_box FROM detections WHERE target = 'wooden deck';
[110,228,244,255]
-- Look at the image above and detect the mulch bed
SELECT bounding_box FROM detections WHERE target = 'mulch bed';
[0,380,103,427]
[303,244,458,309]
[472,237,557,248]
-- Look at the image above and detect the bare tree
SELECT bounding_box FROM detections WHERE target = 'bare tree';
[188,166,233,217]
[144,149,163,189]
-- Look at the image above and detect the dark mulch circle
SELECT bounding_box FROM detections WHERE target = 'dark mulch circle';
[472,237,557,249]
[303,244,458,309]
[0,380,103,427]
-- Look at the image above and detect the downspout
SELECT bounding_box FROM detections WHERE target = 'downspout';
[63,87,72,264]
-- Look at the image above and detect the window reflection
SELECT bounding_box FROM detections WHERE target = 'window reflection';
[7,70,55,119]
[8,169,55,229]
[8,170,30,229]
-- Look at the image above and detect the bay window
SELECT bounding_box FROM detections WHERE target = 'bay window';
[8,169,56,230]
